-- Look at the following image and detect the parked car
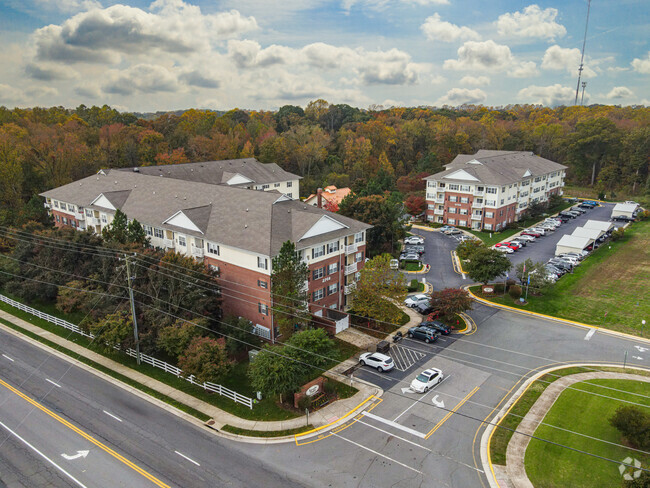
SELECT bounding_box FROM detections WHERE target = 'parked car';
[494,246,514,254]
[560,252,584,261]
[439,225,453,232]
[404,245,425,254]
[407,325,439,343]
[399,252,421,261]
[517,233,537,241]
[583,200,600,206]
[525,228,546,236]
[557,255,580,265]
[359,352,394,372]
[390,258,399,270]
[495,242,519,251]
[559,211,577,219]
[420,320,452,335]
[578,203,593,209]
[571,207,586,214]
[410,368,444,393]
[510,239,527,247]
[404,236,424,245]
[531,227,551,234]
[444,228,462,235]
[612,215,634,222]
[414,302,438,315]
[548,259,572,271]
[404,294,430,308]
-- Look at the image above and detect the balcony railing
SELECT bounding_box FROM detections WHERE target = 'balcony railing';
[473,190,484,196]
[435,197,445,203]
[43,202,51,209]
[344,283,356,295]
[191,246,204,258]
[471,214,482,220]
[345,262,358,275]
[472,202,484,208]
[163,238,174,248]
[345,243,358,255]
[434,209,444,215]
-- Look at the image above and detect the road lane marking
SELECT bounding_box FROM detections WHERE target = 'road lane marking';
[174,451,200,466]
[584,329,596,341]
[0,378,171,488]
[46,379,61,388]
[0,419,89,488]
[2,354,14,362]
[425,386,479,440]
[393,375,450,422]
[103,410,123,422]
[361,411,426,438]
[332,433,423,475]
[61,450,89,460]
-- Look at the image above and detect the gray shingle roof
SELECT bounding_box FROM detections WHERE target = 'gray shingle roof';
[41,170,369,256]
[119,158,301,186]
[424,150,567,185]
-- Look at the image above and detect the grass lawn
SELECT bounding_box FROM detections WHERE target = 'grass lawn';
[403,261,423,271]
[221,424,314,437]
[564,185,650,208]
[471,219,650,337]
[525,378,650,488]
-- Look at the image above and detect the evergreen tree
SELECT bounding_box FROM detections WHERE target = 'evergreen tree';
[271,241,310,339]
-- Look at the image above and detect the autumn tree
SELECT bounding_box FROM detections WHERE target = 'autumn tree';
[429,288,473,316]
[271,241,310,339]
[464,247,512,285]
[404,193,425,217]
[156,318,205,361]
[514,259,552,291]
[455,239,485,260]
[179,336,232,384]
[89,310,133,353]
[220,315,262,357]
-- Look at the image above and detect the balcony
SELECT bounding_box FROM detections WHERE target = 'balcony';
[472,201,484,208]
[345,243,358,255]
[191,246,204,258]
[43,202,51,209]
[163,238,174,248]
[471,214,482,220]
[345,262,358,275]
[435,197,445,203]
[473,190,484,196]
[344,283,356,295]
[434,209,444,215]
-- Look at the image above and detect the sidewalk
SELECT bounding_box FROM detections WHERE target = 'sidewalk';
[0,309,381,438]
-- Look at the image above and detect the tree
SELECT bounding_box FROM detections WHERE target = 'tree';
[609,406,650,450]
[271,241,310,339]
[464,247,512,284]
[178,336,232,384]
[515,259,552,291]
[220,315,261,357]
[350,254,407,323]
[156,318,204,360]
[455,239,485,260]
[102,208,129,244]
[404,193,425,217]
[126,219,148,245]
[285,328,338,370]
[89,310,133,353]
[247,345,302,403]
[429,288,473,316]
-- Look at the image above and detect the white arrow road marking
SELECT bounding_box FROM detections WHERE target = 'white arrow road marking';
[175,451,200,466]
[61,450,89,461]
[103,410,122,422]
[401,387,414,394]
[2,354,14,362]
[634,346,648,352]
[584,329,596,341]
[0,420,88,488]
[45,379,61,388]
[632,356,643,361]
[432,395,445,408]
[361,411,426,438]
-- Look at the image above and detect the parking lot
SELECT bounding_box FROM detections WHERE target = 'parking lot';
[389,343,426,371]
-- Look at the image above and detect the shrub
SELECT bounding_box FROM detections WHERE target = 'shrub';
[297,395,312,411]
[611,228,625,241]
[407,279,420,292]
[609,405,650,450]
[509,285,522,300]
[323,379,336,396]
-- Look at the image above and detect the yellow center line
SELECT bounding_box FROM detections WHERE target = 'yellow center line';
[0,378,170,488]
[425,386,480,440]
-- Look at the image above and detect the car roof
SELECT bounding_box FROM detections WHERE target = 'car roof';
[421,368,442,376]
[367,352,391,360]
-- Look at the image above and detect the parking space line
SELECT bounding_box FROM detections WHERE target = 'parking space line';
[425,386,480,440]
[584,329,596,341]
[393,375,450,422]
[389,344,425,372]
[361,411,426,438]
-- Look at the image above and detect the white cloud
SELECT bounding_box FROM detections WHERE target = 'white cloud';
[0,84,26,105]
[420,14,480,43]
[496,5,566,41]
[32,1,258,63]
[436,87,487,106]
[518,84,575,106]
[25,62,78,81]
[33,0,101,14]
[509,61,538,78]
[541,45,596,78]
[460,75,490,86]
[443,40,513,71]
[607,66,629,74]
[631,52,650,74]
[342,0,448,14]
[101,64,182,95]
[606,86,634,99]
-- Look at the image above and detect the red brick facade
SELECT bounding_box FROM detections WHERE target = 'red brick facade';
[51,209,80,229]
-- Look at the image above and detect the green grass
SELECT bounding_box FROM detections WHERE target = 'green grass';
[403,261,423,271]
[328,377,358,400]
[564,185,650,208]
[525,378,650,488]
[470,219,650,337]
[221,424,314,437]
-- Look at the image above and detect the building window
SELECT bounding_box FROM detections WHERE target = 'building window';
[258,280,268,289]
[55,215,60,222]
[287,193,293,198]
[475,198,483,204]
[178,235,186,247]
[500,199,504,205]
[258,257,268,269]
[354,232,364,243]
[427,204,435,210]
[85,209,93,217]
[142,225,152,236]
[258,303,269,315]
[485,200,496,207]
[449,196,457,202]
[485,211,494,218]
[53,201,59,208]
[460,197,469,204]
[460,185,471,192]
[154,228,164,239]
[313,267,325,280]
[62,217,68,224]
[477,186,484,192]
[287,181,292,187]
[312,245,325,259]
[355,252,364,263]
[313,289,325,301]
[328,263,338,274]
[459,220,467,227]
[101,214,108,224]
[448,207,457,214]
[60,203,67,211]
[448,184,459,191]
[327,241,339,253]
[522,180,529,186]
[261,184,270,190]
[207,242,220,255]
[328,283,339,295]
[460,208,468,215]
[486,187,497,194]
[438,182,445,188]
[484,223,493,230]
[448,218,456,225]
[71,220,76,228]
[274,183,280,188]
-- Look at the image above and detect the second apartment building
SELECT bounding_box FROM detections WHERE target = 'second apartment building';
[424,150,567,231]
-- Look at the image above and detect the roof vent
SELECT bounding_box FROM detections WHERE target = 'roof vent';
[183,197,186,200]
[115,181,117,184]
[191,169,194,172]
[245,208,249,212]
[134,185,137,188]
[153,191,156,195]
[244,224,248,228]
[175,195,178,198]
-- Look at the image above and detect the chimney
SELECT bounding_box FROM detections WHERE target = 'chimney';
[317,188,323,208]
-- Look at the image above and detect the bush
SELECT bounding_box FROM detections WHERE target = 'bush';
[611,228,625,241]
[407,279,420,292]
[297,395,312,411]
[609,405,650,450]
[323,379,336,396]
[509,285,522,300]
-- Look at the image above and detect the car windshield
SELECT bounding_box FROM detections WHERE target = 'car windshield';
[416,373,429,382]
[385,358,393,363]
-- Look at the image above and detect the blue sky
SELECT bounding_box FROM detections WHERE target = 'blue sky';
[0,0,647,111]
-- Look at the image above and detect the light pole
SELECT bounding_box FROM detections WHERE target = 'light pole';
[643,319,646,337]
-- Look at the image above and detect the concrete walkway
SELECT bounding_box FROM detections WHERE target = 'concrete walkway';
[0,309,381,438]
[505,371,650,488]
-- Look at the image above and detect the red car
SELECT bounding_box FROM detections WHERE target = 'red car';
[494,242,519,251]
[520,231,541,238]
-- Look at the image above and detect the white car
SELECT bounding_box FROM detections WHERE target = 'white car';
[494,246,514,254]
[516,235,536,242]
[404,294,430,308]
[404,236,424,245]
[359,352,394,372]
[528,228,547,235]
[410,368,444,393]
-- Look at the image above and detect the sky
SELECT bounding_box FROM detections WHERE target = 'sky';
[0,0,648,112]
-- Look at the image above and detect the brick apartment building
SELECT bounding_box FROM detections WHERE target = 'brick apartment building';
[41,163,370,343]
[424,150,567,231]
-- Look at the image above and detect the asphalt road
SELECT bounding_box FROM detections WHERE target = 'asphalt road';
[0,328,305,488]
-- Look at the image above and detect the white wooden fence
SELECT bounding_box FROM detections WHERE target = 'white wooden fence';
[0,294,253,409]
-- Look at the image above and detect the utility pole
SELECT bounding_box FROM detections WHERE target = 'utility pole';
[574,0,592,105]
[124,254,141,365]
[580,82,587,105]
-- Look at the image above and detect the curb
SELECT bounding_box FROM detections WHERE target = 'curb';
[466,287,650,345]
[403,264,431,274]
[480,363,650,488]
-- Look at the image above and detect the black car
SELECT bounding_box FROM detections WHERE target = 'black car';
[559,211,576,219]
[414,302,438,315]
[548,259,572,271]
[407,325,439,343]
[612,215,634,222]
[420,320,452,335]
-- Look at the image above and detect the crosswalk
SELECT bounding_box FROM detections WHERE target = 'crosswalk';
[389,344,425,371]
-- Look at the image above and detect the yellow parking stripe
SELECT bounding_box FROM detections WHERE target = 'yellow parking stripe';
[425,386,479,440]
[0,378,170,488]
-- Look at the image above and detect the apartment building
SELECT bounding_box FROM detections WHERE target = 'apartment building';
[41,170,369,342]
[119,158,301,199]
[424,150,567,231]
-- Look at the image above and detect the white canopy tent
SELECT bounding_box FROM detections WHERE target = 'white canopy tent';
[612,203,638,219]
[555,235,593,256]
[572,227,604,240]
[583,220,615,233]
